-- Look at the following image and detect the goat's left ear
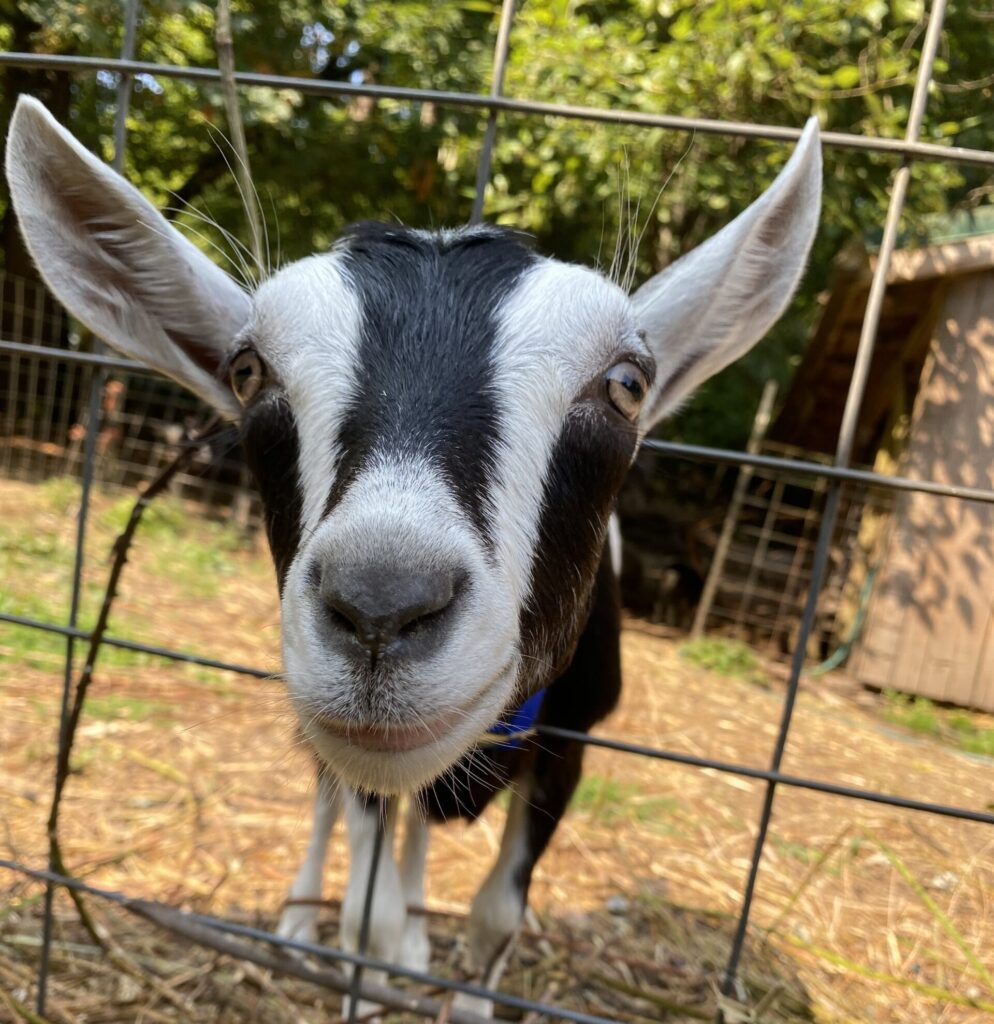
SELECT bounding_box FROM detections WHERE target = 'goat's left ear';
[5,96,250,418]
[633,118,822,428]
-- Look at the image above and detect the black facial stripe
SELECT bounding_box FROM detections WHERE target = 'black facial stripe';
[420,546,623,826]
[518,403,638,687]
[324,223,537,544]
[240,392,303,593]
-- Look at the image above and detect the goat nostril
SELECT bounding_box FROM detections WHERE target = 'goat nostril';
[318,565,459,664]
[324,603,358,637]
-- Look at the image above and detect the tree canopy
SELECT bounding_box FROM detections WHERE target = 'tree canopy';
[2,0,992,447]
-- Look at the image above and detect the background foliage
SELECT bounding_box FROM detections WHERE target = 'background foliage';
[1,0,993,448]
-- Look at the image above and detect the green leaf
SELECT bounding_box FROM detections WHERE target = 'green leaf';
[832,65,862,89]
[668,11,694,41]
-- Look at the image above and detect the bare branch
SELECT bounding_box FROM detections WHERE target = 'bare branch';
[214,0,266,277]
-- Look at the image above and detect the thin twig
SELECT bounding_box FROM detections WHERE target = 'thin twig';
[45,422,221,867]
[870,834,994,991]
[786,936,994,1013]
[0,986,54,1024]
[38,421,222,1010]
[214,0,265,277]
[589,971,711,1020]
[760,824,851,944]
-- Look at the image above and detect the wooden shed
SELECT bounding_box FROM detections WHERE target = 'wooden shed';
[770,223,994,710]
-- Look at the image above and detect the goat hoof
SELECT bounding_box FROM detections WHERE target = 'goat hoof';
[275,905,319,948]
[343,994,386,1023]
[453,992,494,1019]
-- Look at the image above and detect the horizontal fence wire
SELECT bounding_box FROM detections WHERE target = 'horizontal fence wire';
[0,611,274,677]
[0,860,619,1024]
[4,338,994,504]
[1,1,992,1021]
[0,337,144,373]
[1,51,994,167]
[2,608,992,827]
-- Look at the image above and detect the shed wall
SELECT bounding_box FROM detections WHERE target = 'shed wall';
[853,270,994,710]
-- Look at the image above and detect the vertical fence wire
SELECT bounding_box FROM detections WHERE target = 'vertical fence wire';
[470,0,517,224]
[357,0,521,996]
[718,0,950,1002]
[348,811,386,1024]
[34,1,142,1014]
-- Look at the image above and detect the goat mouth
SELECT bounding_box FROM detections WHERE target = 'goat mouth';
[311,713,457,753]
[304,656,519,757]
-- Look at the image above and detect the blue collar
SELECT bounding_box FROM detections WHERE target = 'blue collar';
[486,689,545,747]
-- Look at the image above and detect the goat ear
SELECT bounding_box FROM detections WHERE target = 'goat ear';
[633,118,822,428]
[5,95,249,417]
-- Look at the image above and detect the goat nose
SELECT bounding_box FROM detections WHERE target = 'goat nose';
[319,564,457,666]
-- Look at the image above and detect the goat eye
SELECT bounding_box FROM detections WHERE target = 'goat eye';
[229,349,265,404]
[605,362,648,422]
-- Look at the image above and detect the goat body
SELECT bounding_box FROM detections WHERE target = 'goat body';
[5,96,822,1015]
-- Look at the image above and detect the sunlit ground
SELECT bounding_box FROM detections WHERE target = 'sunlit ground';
[1,478,992,1023]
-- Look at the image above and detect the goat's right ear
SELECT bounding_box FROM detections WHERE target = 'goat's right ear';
[632,118,822,429]
[5,96,249,417]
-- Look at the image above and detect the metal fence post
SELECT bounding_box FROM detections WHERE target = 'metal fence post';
[718,0,951,1007]
[34,0,142,1014]
[471,0,517,224]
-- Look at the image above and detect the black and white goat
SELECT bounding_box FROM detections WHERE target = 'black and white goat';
[6,96,821,1014]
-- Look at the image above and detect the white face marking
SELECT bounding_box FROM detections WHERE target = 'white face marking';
[487,261,649,679]
[283,453,518,794]
[488,261,647,607]
[250,245,649,795]
[249,254,364,537]
[491,260,651,602]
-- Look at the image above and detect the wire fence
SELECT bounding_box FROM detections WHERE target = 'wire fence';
[1,0,993,1021]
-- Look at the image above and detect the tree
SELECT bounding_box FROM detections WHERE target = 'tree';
[2,0,992,448]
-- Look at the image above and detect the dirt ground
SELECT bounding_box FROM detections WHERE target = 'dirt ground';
[1,478,993,1023]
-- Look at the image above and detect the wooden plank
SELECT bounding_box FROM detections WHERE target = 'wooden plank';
[855,272,994,710]
[973,601,994,709]
[882,233,994,284]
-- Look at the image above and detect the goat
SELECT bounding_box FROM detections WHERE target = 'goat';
[6,95,821,1016]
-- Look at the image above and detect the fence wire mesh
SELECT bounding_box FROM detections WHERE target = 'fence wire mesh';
[1,1,993,1022]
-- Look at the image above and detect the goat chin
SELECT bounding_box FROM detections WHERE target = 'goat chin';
[303,723,478,795]
[298,661,517,795]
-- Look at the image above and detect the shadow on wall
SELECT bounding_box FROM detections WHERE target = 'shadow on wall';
[856,271,994,710]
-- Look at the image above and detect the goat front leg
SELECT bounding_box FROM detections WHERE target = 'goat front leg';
[340,791,406,1021]
[458,740,585,1018]
[277,764,341,944]
[398,798,431,971]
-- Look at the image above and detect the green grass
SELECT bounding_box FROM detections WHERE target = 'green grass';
[98,490,249,600]
[0,476,260,669]
[38,475,82,515]
[85,693,174,723]
[679,637,769,687]
[570,773,682,825]
[770,832,841,872]
[884,691,994,758]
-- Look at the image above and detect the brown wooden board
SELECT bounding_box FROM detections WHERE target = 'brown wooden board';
[854,270,994,710]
